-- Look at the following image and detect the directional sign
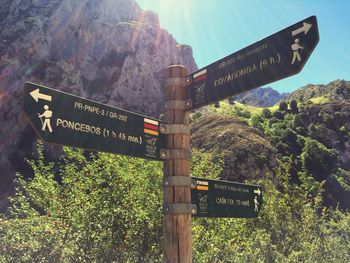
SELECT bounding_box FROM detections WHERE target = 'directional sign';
[23,82,165,160]
[187,16,319,109]
[191,177,262,218]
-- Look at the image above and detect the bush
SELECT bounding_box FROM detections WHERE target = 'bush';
[192,158,350,262]
[290,100,299,114]
[301,138,338,181]
[228,97,235,105]
[279,101,288,112]
[249,114,264,131]
[1,144,349,262]
[273,110,284,120]
[3,145,164,262]
[234,107,251,119]
[261,108,272,119]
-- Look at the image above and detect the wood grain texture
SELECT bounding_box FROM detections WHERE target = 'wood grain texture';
[163,65,192,263]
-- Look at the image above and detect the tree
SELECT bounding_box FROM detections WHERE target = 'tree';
[279,101,288,112]
[301,138,338,181]
[290,100,299,114]
[292,113,308,135]
[228,96,235,105]
[273,110,284,120]
[261,108,272,119]
[249,114,263,131]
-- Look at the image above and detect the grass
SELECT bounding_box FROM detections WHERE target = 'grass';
[308,96,330,104]
[207,96,331,118]
[207,101,280,117]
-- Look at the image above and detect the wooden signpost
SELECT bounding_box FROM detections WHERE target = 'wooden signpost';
[162,66,193,263]
[23,16,319,263]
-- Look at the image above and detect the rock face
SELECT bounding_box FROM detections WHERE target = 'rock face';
[234,87,289,107]
[286,80,350,103]
[0,0,197,210]
[191,115,277,182]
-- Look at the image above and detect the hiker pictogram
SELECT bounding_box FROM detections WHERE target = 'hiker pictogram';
[291,38,304,64]
[38,105,53,133]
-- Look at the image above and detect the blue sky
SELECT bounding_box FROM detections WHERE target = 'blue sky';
[136,0,350,93]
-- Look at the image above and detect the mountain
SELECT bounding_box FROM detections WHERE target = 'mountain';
[0,0,197,210]
[233,87,289,107]
[232,80,350,108]
[286,79,350,103]
[191,115,277,182]
[191,85,350,209]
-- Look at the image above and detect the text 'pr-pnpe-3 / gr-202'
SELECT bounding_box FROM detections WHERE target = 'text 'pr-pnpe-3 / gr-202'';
[23,82,165,161]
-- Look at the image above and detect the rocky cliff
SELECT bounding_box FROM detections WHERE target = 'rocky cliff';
[0,0,197,210]
[286,80,350,103]
[233,87,289,107]
[191,115,277,182]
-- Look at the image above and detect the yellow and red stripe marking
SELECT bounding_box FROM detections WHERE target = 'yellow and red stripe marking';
[196,185,209,191]
[193,69,207,82]
[196,180,209,191]
[144,118,159,136]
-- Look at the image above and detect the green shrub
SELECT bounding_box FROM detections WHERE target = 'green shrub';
[1,144,349,262]
[301,138,338,181]
[261,108,272,119]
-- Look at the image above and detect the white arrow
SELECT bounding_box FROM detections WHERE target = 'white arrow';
[254,188,261,196]
[30,88,52,102]
[292,22,312,37]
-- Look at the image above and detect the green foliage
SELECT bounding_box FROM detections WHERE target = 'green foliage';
[289,100,299,114]
[278,101,288,112]
[228,97,235,105]
[322,113,335,128]
[234,107,251,119]
[3,144,164,262]
[192,158,350,263]
[308,96,331,104]
[335,169,350,192]
[272,110,284,120]
[267,116,280,127]
[249,114,264,131]
[292,113,308,135]
[301,138,338,181]
[191,149,223,180]
[190,111,202,122]
[261,108,272,119]
[1,145,349,262]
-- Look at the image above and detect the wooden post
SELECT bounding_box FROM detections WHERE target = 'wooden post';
[162,65,192,263]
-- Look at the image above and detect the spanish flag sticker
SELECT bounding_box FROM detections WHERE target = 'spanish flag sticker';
[144,118,159,136]
[196,180,209,191]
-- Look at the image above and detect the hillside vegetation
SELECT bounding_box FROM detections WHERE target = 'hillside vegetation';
[191,93,350,209]
[1,145,350,262]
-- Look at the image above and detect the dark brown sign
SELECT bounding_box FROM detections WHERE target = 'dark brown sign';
[187,16,319,109]
[23,82,165,160]
[191,177,263,218]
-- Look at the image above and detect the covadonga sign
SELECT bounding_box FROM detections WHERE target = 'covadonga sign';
[187,16,319,109]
